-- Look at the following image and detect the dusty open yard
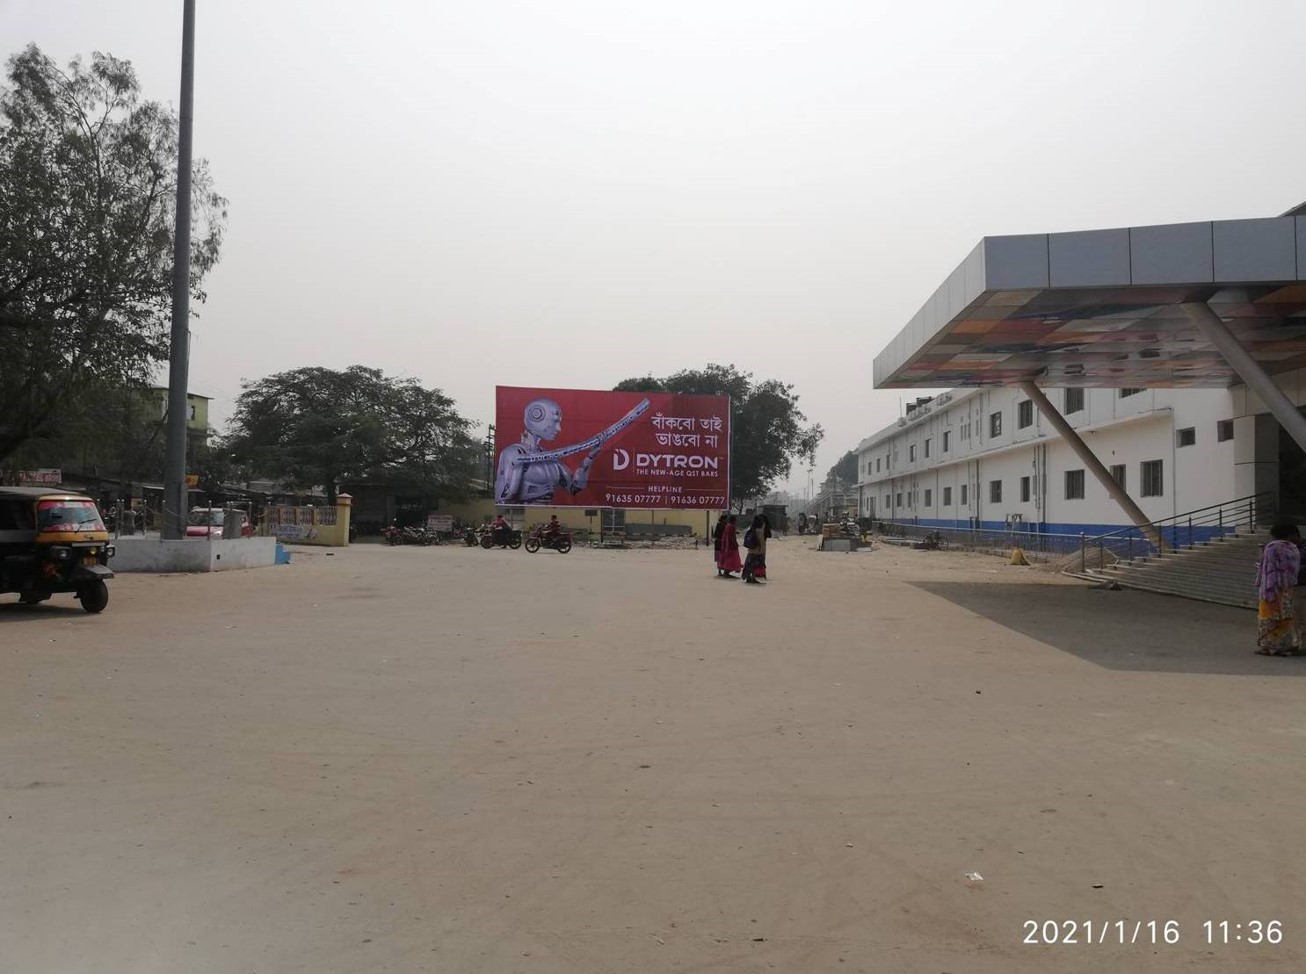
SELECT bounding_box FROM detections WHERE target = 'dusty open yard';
[1,536,1302,973]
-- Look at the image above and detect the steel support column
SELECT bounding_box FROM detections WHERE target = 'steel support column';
[1018,381,1161,548]
[1182,301,1306,456]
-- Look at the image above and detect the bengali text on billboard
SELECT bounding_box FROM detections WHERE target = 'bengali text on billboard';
[494,386,730,509]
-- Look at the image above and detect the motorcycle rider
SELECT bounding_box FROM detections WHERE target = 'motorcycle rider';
[491,513,512,543]
[545,515,562,539]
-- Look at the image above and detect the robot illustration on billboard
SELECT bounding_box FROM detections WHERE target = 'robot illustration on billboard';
[494,396,651,505]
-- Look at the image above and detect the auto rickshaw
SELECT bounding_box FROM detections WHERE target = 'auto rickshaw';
[0,487,115,613]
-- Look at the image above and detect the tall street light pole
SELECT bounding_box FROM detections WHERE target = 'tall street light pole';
[162,0,197,539]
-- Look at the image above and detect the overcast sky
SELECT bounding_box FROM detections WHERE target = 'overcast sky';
[7,0,1305,496]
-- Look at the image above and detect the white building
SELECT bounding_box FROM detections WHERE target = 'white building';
[864,208,1306,544]
[855,380,1301,538]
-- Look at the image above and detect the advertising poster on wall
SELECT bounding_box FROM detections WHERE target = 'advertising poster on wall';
[494,386,731,509]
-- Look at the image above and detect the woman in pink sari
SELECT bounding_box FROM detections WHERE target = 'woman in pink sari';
[717,514,742,578]
[1256,522,1302,656]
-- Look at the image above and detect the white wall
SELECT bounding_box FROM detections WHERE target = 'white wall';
[112,537,279,573]
[855,385,1247,530]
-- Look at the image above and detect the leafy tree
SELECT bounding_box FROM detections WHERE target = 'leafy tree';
[614,364,822,510]
[227,366,480,503]
[827,449,858,488]
[0,44,226,462]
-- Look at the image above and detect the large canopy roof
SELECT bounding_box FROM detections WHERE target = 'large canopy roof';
[873,215,1306,389]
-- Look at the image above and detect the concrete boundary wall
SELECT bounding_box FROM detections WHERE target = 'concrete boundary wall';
[112,537,278,573]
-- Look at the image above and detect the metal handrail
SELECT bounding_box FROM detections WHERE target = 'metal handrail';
[1077,491,1275,572]
[1087,492,1273,543]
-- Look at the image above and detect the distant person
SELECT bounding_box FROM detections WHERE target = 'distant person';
[756,514,773,580]
[712,514,728,576]
[1255,522,1301,656]
[741,514,765,584]
[716,515,742,578]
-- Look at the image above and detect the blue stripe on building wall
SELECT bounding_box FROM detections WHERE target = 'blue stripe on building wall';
[879,517,1237,552]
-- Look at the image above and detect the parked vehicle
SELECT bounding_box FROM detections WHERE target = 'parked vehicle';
[480,526,522,550]
[524,526,573,554]
[463,525,481,547]
[0,487,115,613]
[185,507,252,540]
[384,523,436,546]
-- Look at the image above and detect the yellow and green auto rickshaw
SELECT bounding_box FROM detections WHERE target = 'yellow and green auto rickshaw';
[0,487,115,612]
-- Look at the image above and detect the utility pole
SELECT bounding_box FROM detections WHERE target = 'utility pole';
[161,0,197,539]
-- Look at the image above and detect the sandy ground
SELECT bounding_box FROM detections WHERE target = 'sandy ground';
[1,536,1302,973]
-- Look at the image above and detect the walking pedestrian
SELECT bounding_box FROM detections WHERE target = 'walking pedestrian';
[755,514,772,580]
[741,514,765,584]
[712,514,727,576]
[1256,522,1302,656]
[717,515,742,578]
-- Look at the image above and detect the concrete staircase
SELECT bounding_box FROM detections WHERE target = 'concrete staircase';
[1090,528,1266,609]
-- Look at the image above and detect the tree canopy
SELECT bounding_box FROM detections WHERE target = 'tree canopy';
[227,366,481,503]
[0,44,226,463]
[614,364,822,509]
[827,449,858,488]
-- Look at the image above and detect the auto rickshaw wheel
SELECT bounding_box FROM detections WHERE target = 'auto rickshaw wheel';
[78,580,109,614]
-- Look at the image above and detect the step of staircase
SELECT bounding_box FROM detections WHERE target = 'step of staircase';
[1090,529,1267,609]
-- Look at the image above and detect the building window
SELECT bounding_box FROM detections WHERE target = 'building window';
[943,430,951,452]
[1018,400,1034,428]
[1020,476,1031,502]
[943,486,952,506]
[1110,464,1126,490]
[1217,420,1234,442]
[188,404,197,421]
[909,444,916,462]
[924,438,931,458]
[1065,469,1086,500]
[1064,388,1084,414]
[1176,427,1196,448]
[1141,460,1164,497]
[896,492,903,507]
[924,488,932,507]
[884,494,890,508]
[960,484,968,506]
[876,457,881,472]
[989,411,1003,437]
[1120,388,1144,398]
[989,479,1002,503]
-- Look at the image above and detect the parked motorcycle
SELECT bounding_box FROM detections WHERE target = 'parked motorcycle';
[463,526,481,547]
[480,526,522,550]
[384,523,436,546]
[524,527,572,554]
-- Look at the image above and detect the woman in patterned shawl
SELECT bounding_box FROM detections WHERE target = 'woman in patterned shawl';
[1256,522,1302,656]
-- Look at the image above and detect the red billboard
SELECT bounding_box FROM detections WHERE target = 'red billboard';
[494,386,731,509]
